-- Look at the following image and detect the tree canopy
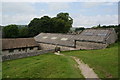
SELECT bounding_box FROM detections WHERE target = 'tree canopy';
[2,24,29,38]
[28,12,73,36]
[3,24,19,38]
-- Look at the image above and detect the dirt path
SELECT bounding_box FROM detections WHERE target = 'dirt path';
[54,52,99,78]
[71,56,99,78]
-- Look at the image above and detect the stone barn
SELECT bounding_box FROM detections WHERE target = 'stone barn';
[34,28,117,51]
[75,28,117,49]
[34,33,77,51]
[2,38,39,54]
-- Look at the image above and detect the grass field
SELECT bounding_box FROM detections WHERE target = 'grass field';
[62,42,119,78]
[2,42,119,78]
[2,53,83,78]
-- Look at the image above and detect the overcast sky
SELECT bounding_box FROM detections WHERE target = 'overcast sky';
[1,1,118,28]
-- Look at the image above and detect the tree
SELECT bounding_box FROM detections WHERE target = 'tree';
[28,16,52,36]
[28,12,73,36]
[28,18,41,37]
[40,16,52,33]
[3,24,19,38]
[50,17,65,33]
[75,27,85,32]
[56,13,73,33]
[19,27,29,38]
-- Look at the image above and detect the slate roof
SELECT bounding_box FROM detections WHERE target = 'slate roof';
[2,38,39,50]
[34,33,77,47]
[76,29,111,43]
[34,28,116,47]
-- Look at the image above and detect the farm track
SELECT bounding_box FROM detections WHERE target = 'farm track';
[54,52,100,79]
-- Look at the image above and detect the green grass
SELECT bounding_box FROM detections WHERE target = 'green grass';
[2,53,83,78]
[62,42,119,78]
[2,42,119,78]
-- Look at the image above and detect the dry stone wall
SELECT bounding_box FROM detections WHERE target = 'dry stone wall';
[2,49,54,61]
[2,47,39,55]
[76,41,108,49]
[39,43,77,51]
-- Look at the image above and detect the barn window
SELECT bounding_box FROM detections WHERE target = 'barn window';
[85,33,93,36]
[43,36,48,39]
[9,49,14,53]
[61,38,68,41]
[97,33,106,36]
[22,48,25,51]
[30,47,33,50]
[18,49,21,51]
[51,37,57,39]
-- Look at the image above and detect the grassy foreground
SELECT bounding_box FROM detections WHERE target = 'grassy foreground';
[2,53,83,78]
[2,42,119,78]
[62,42,119,78]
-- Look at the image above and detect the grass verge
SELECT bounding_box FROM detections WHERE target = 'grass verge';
[2,53,83,78]
[62,42,119,78]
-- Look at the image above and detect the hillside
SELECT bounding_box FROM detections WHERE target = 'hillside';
[2,42,119,78]
[62,42,119,78]
[2,53,83,78]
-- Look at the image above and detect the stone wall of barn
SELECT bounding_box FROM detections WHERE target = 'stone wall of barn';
[2,49,55,61]
[2,47,39,55]
[105,29,117,44]
[76,41,108,49]
[38,43,77,51]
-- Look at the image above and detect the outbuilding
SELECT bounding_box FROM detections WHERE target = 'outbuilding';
[2,38,39,54]
[34,28,117,50]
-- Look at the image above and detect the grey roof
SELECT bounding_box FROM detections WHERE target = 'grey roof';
[34,28,116,47]
[76,29,110,43]
[34,33,77,47]
[2,38,39,50]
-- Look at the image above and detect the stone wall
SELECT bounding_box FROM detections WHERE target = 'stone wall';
[2,47,39,55]
[76,41,108,49]
[38,41,108,50]
[39,43,76,51]
[2,49,54,61]
[105,30,118,44]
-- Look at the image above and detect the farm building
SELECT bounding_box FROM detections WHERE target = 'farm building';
[75,28,117,49]
[34,28,117,51]
[2,38,39,54]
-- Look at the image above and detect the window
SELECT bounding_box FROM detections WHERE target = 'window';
[97,33,106,36]
[22,48,25,51]
[43,36,48,39]
[51,37,57,39]
[85,33,93,36]
[9,49,14,53]
[61,38,68,41]
[30,47,33,50]
[18,49,21,51]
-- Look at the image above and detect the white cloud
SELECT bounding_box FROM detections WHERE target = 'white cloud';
[2,14,38,25]
[1,2,118,28]
[81,2,117,8]
[2,13,56,25]
[2,2,36,14]
[73,14,118,28]
[2,0,78,2]
[2,0,119,2]
[48,3,70,11]
[0,2,2,25]
[2,13,118,28]
[82,2,102,8]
